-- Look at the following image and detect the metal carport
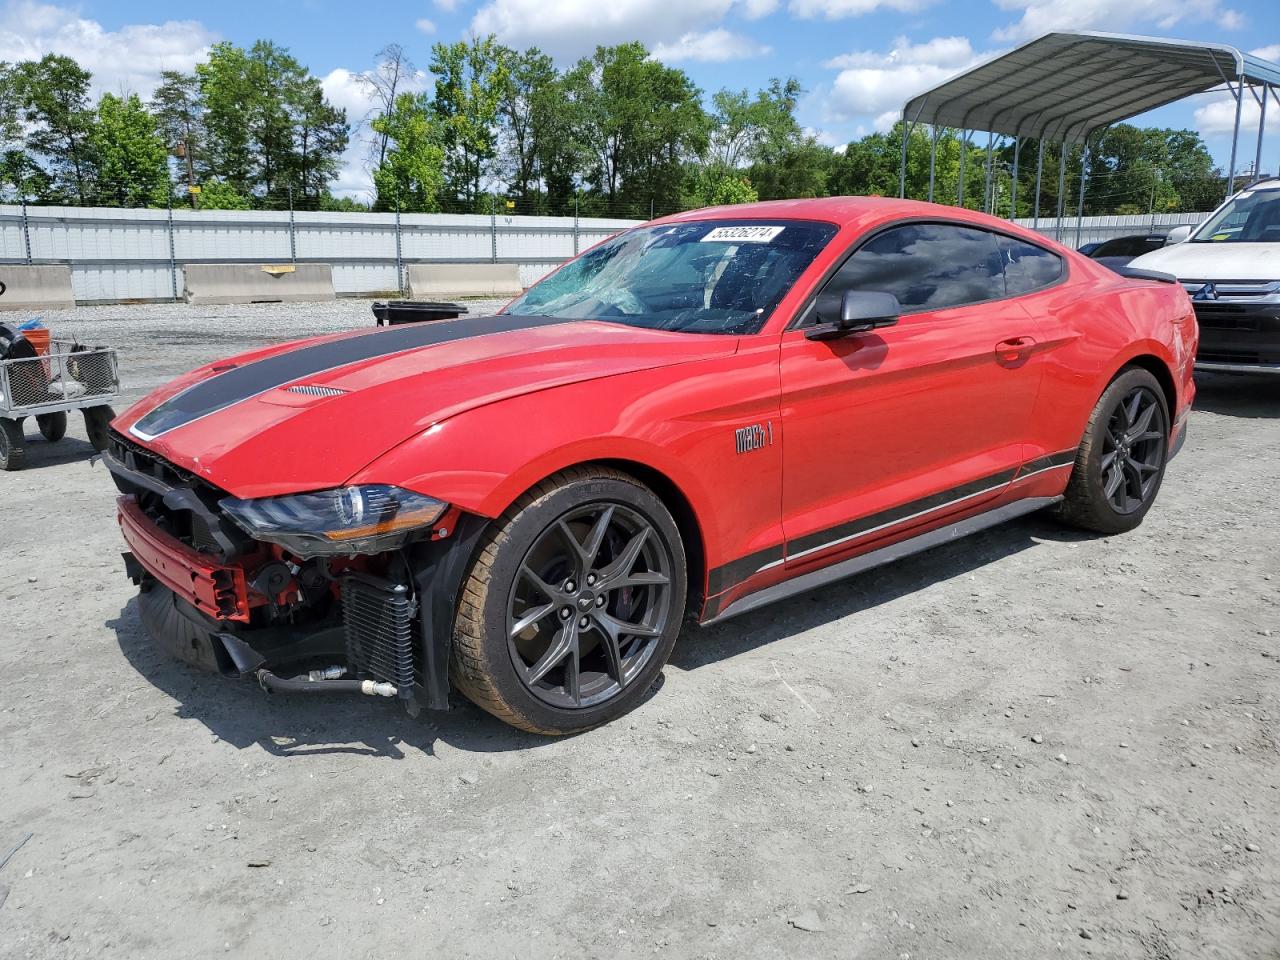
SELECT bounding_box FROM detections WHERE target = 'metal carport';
[898,31,1280,244]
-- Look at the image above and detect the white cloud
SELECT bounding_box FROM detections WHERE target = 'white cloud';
[789,0,931,20]
[651,29,770,63]
[821,36,990,121]
[0,0,215,97]
[435,0,459,9]
[415,17,437,34]
[992,0,1245,43]
[1251,44,1280,63]
[470,0,772,60]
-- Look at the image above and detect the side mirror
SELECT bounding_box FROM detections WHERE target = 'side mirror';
[1166,224,1193,244]
[807,290,901,341]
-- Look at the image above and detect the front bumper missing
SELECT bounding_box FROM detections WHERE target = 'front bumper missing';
[118,496,258,622]
[120,497,489,713]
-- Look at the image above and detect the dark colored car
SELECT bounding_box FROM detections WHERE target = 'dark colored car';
[1082,234,1169,271]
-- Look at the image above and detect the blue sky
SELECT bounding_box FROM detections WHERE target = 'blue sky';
[2,0,1276,198]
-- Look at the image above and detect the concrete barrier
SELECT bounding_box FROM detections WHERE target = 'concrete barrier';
[0,265,76,311]
[406,263,525,299]
[183,263,335,304]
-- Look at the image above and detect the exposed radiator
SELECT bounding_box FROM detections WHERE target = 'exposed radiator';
[342,577,416,700]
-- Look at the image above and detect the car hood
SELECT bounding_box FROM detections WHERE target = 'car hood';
[1128,241,1280,281]
[115,315,738,499]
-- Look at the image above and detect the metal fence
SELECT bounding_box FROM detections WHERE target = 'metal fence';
[0,204,1214,305]
[1016,211,1208,246]
[0,204,641,304]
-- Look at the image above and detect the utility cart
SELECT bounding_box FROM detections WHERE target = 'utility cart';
[0,325,120,470]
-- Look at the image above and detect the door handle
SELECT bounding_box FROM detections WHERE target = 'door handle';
[995,336,1036,366]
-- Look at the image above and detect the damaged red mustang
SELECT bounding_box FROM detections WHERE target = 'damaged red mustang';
[105,198,1197,734]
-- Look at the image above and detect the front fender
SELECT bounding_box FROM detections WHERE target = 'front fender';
[347,346,787,593]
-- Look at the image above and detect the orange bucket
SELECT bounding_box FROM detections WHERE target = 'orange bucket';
[22,328,50,355]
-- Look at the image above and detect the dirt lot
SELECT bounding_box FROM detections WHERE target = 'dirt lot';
[1,300,1277,960]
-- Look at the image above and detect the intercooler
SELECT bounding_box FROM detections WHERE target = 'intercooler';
[342,577,417,700]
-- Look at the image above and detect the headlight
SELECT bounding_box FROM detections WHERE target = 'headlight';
[220,485,448,557]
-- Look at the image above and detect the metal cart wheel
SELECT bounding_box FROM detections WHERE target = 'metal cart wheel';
[37,411,68,442]
[0,417,26,471]
[83,405,114,453]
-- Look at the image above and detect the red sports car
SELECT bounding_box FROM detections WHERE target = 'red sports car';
[105,198,1197,734]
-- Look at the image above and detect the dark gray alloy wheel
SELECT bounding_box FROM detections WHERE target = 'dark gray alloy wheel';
[450,466,687,735]
[1057,367,1169,534]
[1099,385,1166,515]
[506,502,673,709]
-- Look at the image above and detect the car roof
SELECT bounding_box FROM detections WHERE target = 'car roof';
[656,196,1067,248]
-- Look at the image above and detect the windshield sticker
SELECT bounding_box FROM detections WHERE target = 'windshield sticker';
[700,225,785,244]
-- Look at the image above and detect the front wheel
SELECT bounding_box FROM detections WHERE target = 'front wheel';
[450,467,687,735]
[1057,368,1170,534]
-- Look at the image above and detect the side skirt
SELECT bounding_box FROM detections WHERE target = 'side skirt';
[701,495,1061,627]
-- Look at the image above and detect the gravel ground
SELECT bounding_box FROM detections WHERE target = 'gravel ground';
[1,301,1277,960]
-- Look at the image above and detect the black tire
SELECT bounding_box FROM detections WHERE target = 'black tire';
[450,466,687,735]
[83,405,115,453]
[1057,367,1170,534]
[37,411,67,442]
[0,417,26,471]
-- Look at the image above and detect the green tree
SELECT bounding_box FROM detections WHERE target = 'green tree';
[685,165,758,208]
[569,43,708,217]
[197,40,348,206]
[11,54,96,203]
[371,91,445,212]
[90,93,170,206]
[497,46,557,205]
[196,179,252,210]
[150,70,204,191]
[430,36,508,208]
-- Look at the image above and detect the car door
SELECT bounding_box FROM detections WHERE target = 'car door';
[778,221,1046,568]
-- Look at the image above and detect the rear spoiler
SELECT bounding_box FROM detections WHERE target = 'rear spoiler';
[1116,267,1179,285]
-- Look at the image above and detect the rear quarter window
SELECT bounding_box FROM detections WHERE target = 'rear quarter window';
[1000,236,1064,297]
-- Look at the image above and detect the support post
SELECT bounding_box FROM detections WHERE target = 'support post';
[1226,80,1243,200]
[1011,138,1021,221]
[166,196,178,302]
[957,130,968,207]
[928,126,938,202]
[490,194,498,264]
[1254,83,1269,184]
[983,132,995,214]
[19,193,32,264]
[1055,140,1068,242]
[287,186,297,264]
[1074,139,1090,250]
[394,200,404,297]
[899,110,909,199]
[1033,138,1044,229]
[573,193,580,256]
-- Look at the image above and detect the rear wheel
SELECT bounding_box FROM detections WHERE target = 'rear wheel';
[37,411,67,442]
[1057,368,1169,534]
[0,418,25,471]
[450,467,687,735]
[83,405,114,453]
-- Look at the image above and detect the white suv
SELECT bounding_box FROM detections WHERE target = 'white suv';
[1129,178,1280,374]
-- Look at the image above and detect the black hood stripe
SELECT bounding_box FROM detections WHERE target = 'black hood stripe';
[131,314,572,440]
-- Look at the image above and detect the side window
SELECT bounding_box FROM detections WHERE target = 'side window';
[815,223,1005,320]
[999,236,1064,296]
